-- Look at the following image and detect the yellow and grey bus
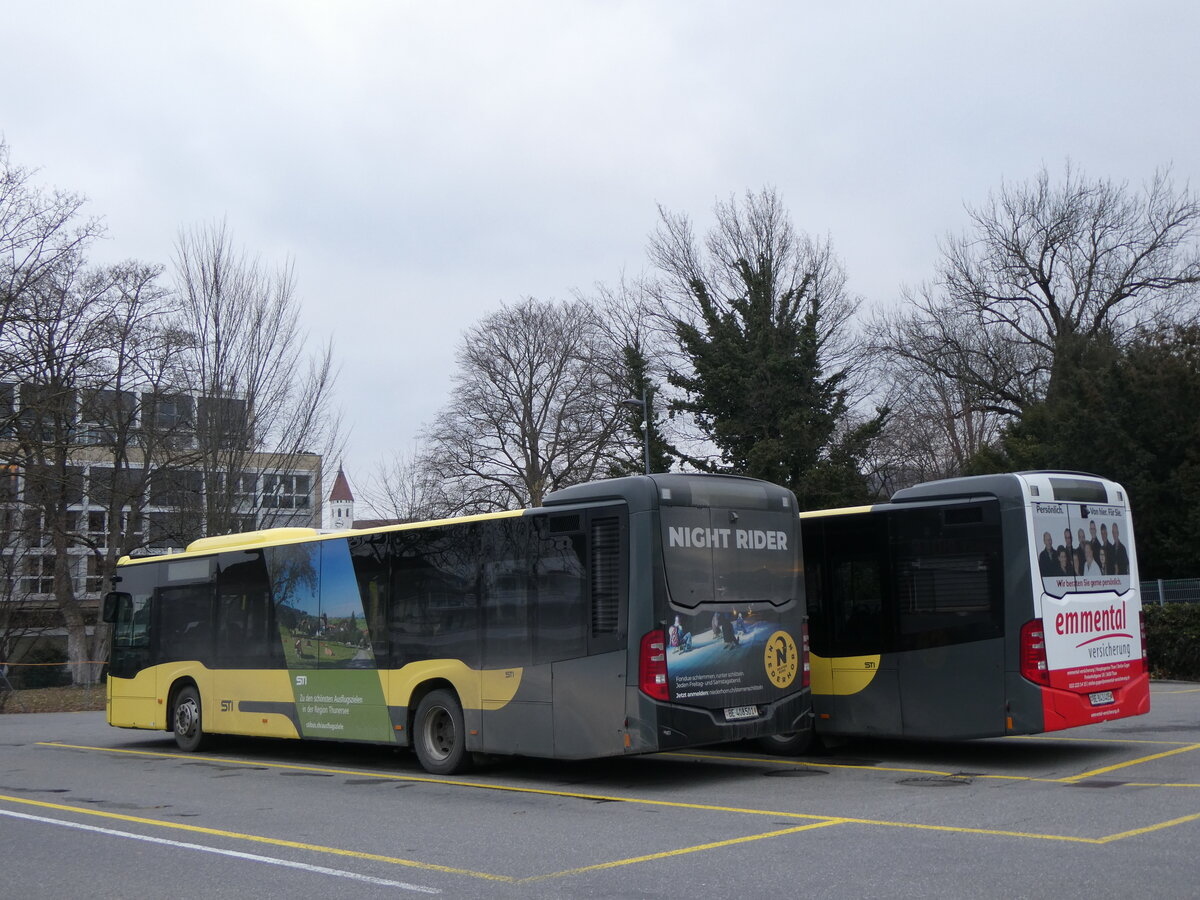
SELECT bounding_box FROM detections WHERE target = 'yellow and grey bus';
[104,473,811,774]
[763,471,1149,754]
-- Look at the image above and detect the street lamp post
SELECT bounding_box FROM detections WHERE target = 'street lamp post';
[620,389,651,475]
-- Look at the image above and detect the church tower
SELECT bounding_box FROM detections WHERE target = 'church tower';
[328,466,354,530]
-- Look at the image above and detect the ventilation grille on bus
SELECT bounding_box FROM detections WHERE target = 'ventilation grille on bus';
[590,517,620,636]
[547,514,581,534]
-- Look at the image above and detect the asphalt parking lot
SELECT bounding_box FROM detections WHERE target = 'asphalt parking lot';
[3,682,1199,898]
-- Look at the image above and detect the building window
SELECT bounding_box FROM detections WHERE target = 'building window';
[78,389,136,445]
[149,469,204,508]
[262,473,311,510]
[197,396,250,449]
[22,554,57,594]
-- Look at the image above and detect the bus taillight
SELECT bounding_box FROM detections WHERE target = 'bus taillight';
[1139,611,1148,674]
[1020,619,1050,686]
[801,622,811,689]
[639,630,669,701]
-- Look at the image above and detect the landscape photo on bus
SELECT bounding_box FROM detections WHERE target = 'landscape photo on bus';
[103,473,811,774]
[762,470,1149,754]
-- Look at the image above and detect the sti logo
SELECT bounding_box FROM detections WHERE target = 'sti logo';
[295,675,308,686]
[220,699,233,712]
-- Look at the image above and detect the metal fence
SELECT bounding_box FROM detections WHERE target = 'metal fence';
[1139,578,1200,605]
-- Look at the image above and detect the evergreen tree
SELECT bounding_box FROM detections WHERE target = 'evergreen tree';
[609,342,675,477]
[651,190,884,509]
[981,326,1200,577]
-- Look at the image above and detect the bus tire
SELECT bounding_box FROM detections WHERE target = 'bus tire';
[757,727,816,756]
[172,686,210,752]
[413,689,473,775]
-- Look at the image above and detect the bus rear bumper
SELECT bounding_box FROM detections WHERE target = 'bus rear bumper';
[1040,671,1151,732]
[652,690,813,751]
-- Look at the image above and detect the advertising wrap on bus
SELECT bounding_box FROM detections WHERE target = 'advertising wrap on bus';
[1031,499,1142,709]
[659,503,804,713]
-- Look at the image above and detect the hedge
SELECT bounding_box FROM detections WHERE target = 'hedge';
[8,646,71,689]
[1144,603,1200,681]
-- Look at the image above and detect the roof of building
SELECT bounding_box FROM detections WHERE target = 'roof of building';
[329,466,354,502]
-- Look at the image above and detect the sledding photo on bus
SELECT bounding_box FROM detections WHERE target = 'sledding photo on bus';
[665,607,796,702]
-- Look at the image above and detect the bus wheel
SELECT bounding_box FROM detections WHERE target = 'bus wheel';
[757,727,816,756]
[173,686,210,752]
[413,689,472,775]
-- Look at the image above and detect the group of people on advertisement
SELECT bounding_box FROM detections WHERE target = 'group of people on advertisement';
[1038,519,1130,578]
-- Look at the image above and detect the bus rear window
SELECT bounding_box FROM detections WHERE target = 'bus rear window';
[661,507,798,609]
[1050,478,1109,503]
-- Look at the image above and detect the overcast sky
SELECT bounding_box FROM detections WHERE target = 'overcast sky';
[4,1,1197,512]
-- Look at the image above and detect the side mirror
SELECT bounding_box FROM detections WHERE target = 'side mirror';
[102,591,129,623]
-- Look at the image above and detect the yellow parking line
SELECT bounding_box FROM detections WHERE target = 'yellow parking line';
[38,743,835,822]
[519,821,845,882]
[840,816,1104,844]
[1060,743,1200,783]
[664,749,1058,784]
[1152,687,1200,694]
[0,792,510,882]
[1096,812,1200,842]
[662,749,956,777]
[1008,735,1195,746]
[33,741,1200,856]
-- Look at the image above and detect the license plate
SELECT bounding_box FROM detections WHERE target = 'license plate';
[725,705,758,721]
[1089,691,1115,706]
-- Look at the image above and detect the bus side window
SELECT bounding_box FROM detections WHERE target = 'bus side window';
[216,551,277,667]
[390,527,480,667]
[482,519,534,669]
[156,584,215,664]
[891,505,1003,649]
[832,556,884,656]
[350,534,391,662]
[534,529,587,663]
[112,592,151,649]
[802,524,828,655]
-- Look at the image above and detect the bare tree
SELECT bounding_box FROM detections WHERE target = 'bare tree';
[423,297,623,511]
[172,221,343,534]
[0,140,103,359]
[0,231,181,682]
[865,345,1004,495]
[361,446,456,523]
[880,164,1200,420]
[589,276,678,475]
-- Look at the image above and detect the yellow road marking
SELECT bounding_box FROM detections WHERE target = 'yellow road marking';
[1096,812,1200,842]
[662,749,957,777]
[0,792,509,882]
[1060,743,1200,783]
[1008,735,1197,746]
[39,743,835,822]
[30,741,1200,868]
[839,817,1104,843]
[1151,687,1200,695]
[518,822,845,882]
[663,749,1051,784]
